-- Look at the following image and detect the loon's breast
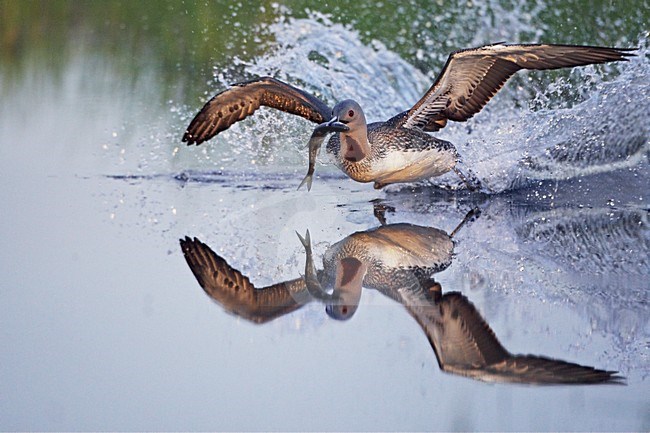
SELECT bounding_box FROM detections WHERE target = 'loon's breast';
[321,223,454,290]
[327,124,458,183]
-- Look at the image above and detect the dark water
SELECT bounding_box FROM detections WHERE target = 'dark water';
[1,1,649,431]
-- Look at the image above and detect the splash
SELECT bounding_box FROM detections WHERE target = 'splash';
[445,38,650,192]
[200,14,429,172]
[200,13,648,193]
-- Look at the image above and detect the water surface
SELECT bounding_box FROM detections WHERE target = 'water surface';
[0,1,648,431]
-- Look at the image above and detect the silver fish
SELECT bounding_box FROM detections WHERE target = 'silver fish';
[295,230,332,300]
[297,118,349,191]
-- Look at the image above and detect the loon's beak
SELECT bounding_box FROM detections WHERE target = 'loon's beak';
[310,117,349,142]
[322,116,349,133]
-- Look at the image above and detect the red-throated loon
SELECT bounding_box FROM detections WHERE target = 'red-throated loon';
[182,43,634,190]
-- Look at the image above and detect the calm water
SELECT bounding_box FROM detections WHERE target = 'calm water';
[1,1,649,431]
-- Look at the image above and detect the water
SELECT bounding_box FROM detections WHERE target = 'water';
[1,1,648,431]
[184,14,649,191]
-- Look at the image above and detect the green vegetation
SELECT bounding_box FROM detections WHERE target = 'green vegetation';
[1,0,647,102]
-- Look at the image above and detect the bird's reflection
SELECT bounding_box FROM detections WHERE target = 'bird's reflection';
[180,211,622,385]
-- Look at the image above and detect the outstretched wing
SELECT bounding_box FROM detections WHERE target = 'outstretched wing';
[182,77,332,145]
[403,290,510,369]
[402,291,622,384]
[397,43,635,132]
[180,237,310,323]
[477,355,624,385]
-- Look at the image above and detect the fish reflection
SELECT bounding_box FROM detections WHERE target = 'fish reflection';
[180,213,622,385]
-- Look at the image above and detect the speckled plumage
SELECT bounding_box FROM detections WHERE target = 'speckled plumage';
[320,223,454,299]
[182,43,634,190]
[180,223,623,384]
[326,121,458,186]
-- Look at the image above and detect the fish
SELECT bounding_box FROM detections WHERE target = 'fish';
[295,229,332,300]
[183,44,635,191]
[297,118,349,191]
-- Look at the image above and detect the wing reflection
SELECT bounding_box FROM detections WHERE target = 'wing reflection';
[180,237,311,324]
[401,290,622,384]
[180,212,622,384]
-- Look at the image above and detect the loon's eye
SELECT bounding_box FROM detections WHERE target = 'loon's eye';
[348,109,355,118]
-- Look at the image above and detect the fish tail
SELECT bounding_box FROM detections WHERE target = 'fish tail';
[295,229,311,248]
[297,174,313,191]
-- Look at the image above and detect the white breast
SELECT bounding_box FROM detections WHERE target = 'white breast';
[372,148,457,184]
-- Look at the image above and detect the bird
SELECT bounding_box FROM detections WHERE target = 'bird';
[179,218,623,384]
[182,43,634,190]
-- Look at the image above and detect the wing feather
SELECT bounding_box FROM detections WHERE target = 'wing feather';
[401,290,509,369]
[180,237,310,323]
[182,77,332,145]
[403,290,622,384]
[476,355,624,384]
[431,292,510,367]
[398,43,635,131]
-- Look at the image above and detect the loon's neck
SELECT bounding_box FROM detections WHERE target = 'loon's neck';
[340,127,370,162]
